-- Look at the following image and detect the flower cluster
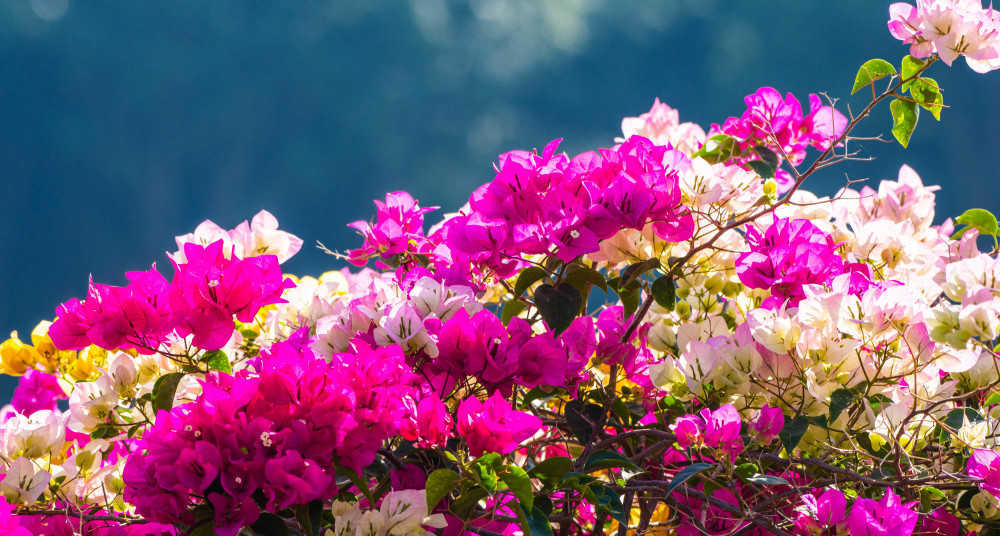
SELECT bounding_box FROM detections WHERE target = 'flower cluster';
[889,0,1000,72]
[49,239,295,353]
[442,135,693,276]
[122,333,416,535]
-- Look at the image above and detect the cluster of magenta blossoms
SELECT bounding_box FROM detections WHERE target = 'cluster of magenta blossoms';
[442,136,693,277]
[735,216,872,308]
[122,331,416,536]
[714,87,847,193]
[49,240,294,353]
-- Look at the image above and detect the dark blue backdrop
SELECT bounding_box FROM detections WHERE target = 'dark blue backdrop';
[2,1,999,397]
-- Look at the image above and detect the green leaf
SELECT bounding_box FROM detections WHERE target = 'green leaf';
[851,58,897,94]
[565,400,604,444]
[747,159,776,179]
[651,275,676,311]
[472,459,499,494]
[187,504,217,536]
[563,266,609,293]
[616,287,641,321]
[779,416,810,454]
[890,98,919,148]
[986,393,1000,407]
[527,457,574,489]
[828,387,861,423]
[336,464,374,505]
[901,55,924,87]
[909,77,943,120]
[250,513,290,536]
[693,134,745,164]
[152,372,185,413]
[753,145,779,168]
[745,474,790,486]
[525,505,554,536]
[584,450,640,473]
[201,350,232,374]
[450,486,489,520]
[956,208,1000,237]
[942,407,982,437]
[499,465,534,512]
[295,499,323,536]
[426,468,461,511]
[666,462,714,494]
[559,472,599,490]
[474,452,503,469]
[533,283,584,335]
[733,463,757,481]
[512,266,549,301]
[501,299,527,326]
[920,486,948,511]
[591,484,627,525]
[620,258,661,289]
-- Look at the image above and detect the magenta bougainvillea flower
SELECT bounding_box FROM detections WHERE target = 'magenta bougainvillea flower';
[753,404,784,445]
[715,87,848,169]
[346,191,438,268]
[736,217,847,308]
[400,392,453,449]
[792,488,847,534]
[456,391,542,456]
[10,369,65,415]
[846,488,919,536]
[50,240,294,353]
[967,448,1000,499]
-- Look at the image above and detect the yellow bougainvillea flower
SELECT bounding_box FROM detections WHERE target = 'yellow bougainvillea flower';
[0,331,41,376]
[62,345,107,382]
[30,320,76,374]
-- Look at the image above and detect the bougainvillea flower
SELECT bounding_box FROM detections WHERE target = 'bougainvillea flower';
[456,391,542,456]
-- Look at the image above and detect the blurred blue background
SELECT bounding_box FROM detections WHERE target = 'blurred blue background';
[2,0,1000,397]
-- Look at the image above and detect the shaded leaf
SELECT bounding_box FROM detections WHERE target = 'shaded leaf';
[534,283,583,335]
[565,401,604,444]
[501,299,527,326]
[450,486,489,520]
[563,266,609,293]
[587,483,627,524]
[779,416,810,454]
[584,450,639,473]
[620,258,660,288]
[512,266,549,301]
[651,274,676,311]
[828,387,860,423]
[250,513,290,536]
[152,372,185,413]
[745,474,790,486]
[747,159,776,179]
[666,463,714,494]
[525,505,554,536]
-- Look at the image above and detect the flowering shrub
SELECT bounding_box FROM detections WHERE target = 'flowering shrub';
[7,2,1000,535]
